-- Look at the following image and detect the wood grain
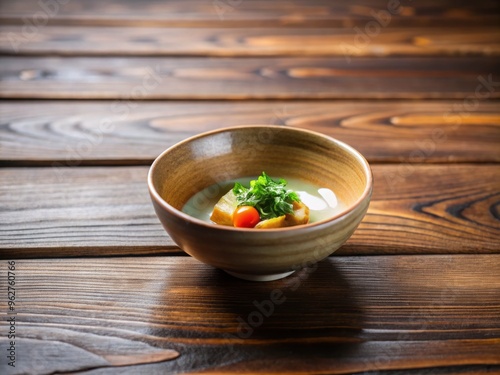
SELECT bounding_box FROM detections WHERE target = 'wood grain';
[0,165,498,258]
[2,26,499,57]
[1,56,499,99]
[0,255,498,374]
[1,100,499,166]
[0,0,499,27]
[0,1,498,374]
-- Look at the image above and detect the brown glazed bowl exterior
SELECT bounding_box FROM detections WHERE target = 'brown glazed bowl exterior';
[148,126,372,281]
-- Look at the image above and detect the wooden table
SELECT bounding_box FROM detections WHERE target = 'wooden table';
[1,1,499,374]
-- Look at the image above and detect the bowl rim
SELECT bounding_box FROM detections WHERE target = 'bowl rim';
[148,125,373,232]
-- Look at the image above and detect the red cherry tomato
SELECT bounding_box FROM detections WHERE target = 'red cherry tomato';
[233,206,260,228]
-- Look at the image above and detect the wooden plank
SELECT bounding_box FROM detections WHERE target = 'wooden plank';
[1,56,499,99]
[0,167,172,256]
[0,255,498,374]
[2,26,499,56]
[1,101,500,165]
[1,165,498,257]
[0,0,499,27]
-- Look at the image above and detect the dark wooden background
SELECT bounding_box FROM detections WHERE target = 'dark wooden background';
[0,1,499,374]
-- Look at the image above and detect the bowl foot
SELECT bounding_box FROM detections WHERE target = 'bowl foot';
[224,270,295,281]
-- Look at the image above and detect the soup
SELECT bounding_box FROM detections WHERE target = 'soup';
[183,176,345,225]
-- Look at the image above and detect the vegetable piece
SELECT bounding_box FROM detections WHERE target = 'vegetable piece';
[233,172,301,220]
[284,201,310,226]
[255,215,286,229]
[233,206,260,228]
[256,201,310,229]
[210,189,238,226]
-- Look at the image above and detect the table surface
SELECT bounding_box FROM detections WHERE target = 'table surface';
[1,1,499,374]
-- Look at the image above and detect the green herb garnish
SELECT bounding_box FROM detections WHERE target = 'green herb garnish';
[232,172,300,220]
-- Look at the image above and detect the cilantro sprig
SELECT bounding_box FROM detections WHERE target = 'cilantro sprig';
[233,172,300,220]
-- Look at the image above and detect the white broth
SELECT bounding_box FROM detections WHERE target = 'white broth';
[182,176,346,224]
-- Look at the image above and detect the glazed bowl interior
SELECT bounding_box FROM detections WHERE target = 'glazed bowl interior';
[150,126,369,223]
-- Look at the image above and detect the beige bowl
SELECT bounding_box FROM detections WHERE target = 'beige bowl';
[148,126,372,281]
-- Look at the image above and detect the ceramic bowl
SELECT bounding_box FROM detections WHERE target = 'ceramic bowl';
[148,126,372,281]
